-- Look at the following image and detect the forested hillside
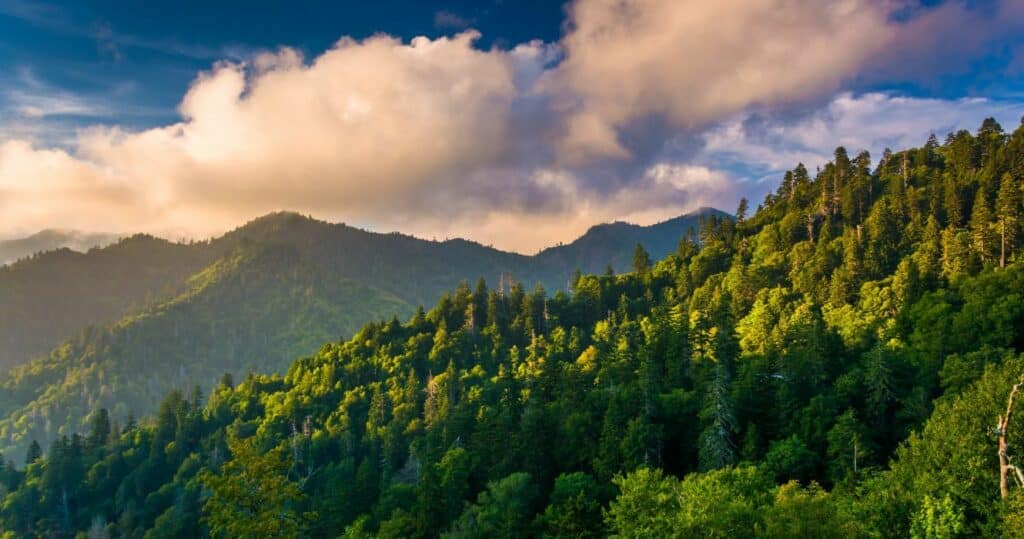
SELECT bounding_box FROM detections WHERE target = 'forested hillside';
[534,207,731,276]
[0,209,717,462]
[0,236,222,372]
[0,245,410,463]
[0,230,118,266]
[0,209,714,375]
[3,117,1024,537]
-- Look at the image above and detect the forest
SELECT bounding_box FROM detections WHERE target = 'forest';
[2,116,1024,537]
[0,202,714,465]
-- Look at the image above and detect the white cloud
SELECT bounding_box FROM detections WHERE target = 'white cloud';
[3,68,111,120]
[544,0,895,161]
[0,24,743,252]
[2,0,1024,253]
[700,92,1024,180]
[1,32,560,245]
[423,164,738,253]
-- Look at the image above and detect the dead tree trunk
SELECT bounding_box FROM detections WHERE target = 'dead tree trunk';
[998,378,1024,499]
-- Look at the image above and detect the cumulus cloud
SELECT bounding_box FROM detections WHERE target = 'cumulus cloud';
[2,0,1023,252]
[0,24,732,251]
[2,32,562,243]
[701,92,1024,176]
[544,0,895,161]
[420,164,738,253]
[694,92,1024,207]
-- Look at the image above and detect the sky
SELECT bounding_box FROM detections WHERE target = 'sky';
[1,0,1024,253]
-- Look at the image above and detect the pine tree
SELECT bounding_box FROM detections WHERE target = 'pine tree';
[833,147,850,216]
[699,358,737,471]
[941,226,971,279]
[632,244,651,275]
[914,216,942,285]
[996,173,1020,268]
[970,191,996,264]
[944,176,963,227]
[25,440,42,466]
[865,342,894,424]
[924,133,940,167]
[200,436,307,538]
[87,408,111,450]
[472,278,489,330]
[736,198,749,224]
[699,304,738,471]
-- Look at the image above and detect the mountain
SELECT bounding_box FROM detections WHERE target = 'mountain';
[0,209,722,373]
[0,208,726,459]
[1,118,1022,537]
[0,229,118,266]
[535,207,729,275]
[0,235,225,372]
[0,244,409,454]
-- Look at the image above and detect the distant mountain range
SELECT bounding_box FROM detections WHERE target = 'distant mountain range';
[0,207,727,459]
[535,210,730,276]
[0,207,727,373]
[0,229,119,266]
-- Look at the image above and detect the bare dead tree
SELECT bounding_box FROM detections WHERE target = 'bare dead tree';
[997,377,1024,500]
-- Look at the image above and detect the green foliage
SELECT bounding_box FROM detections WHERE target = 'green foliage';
[537,472,604,538]
[2,118,1024,537]
[910,495,966,539]
[762,482,859,538]
[200,435,308,538]
[607,466,772,538]
[631,244,651,274]
[0,210,719,463]
[0,245,411,461]
[445,472,539,539]
[0,234,219,372]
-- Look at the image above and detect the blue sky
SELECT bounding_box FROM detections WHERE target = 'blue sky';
[0,0,565,140]
[1,0,1024,252]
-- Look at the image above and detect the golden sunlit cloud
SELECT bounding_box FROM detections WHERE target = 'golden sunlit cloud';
[1,0,1021,252]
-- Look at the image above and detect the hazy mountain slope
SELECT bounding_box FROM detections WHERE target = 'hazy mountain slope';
[0,229,118,266]
[0,243,410,457]
[0,209,724,459]
[0,209,724,375]
[0,235,224,372]
[535,207,731,275]
[211,212,547,308]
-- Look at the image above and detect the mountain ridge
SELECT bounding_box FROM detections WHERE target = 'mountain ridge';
[0,207,725,372]
[0,206,727,459]
[0,229,120,266]
[3,118,1024,536]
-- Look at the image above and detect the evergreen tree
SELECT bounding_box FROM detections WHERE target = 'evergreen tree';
[632,244,652,275]
[698,326,738,471]
[200,436,307,538]
[87,408,111,450]
[970,191,997,264]
[736,198,749,224]
[25,440,42,466]
[997,172,1020,268]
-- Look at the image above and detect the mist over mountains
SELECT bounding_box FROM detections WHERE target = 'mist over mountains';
[0,230,119,266]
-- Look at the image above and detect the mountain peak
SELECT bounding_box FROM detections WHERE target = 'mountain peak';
[535,206,729,274]
[0,229,119,266]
